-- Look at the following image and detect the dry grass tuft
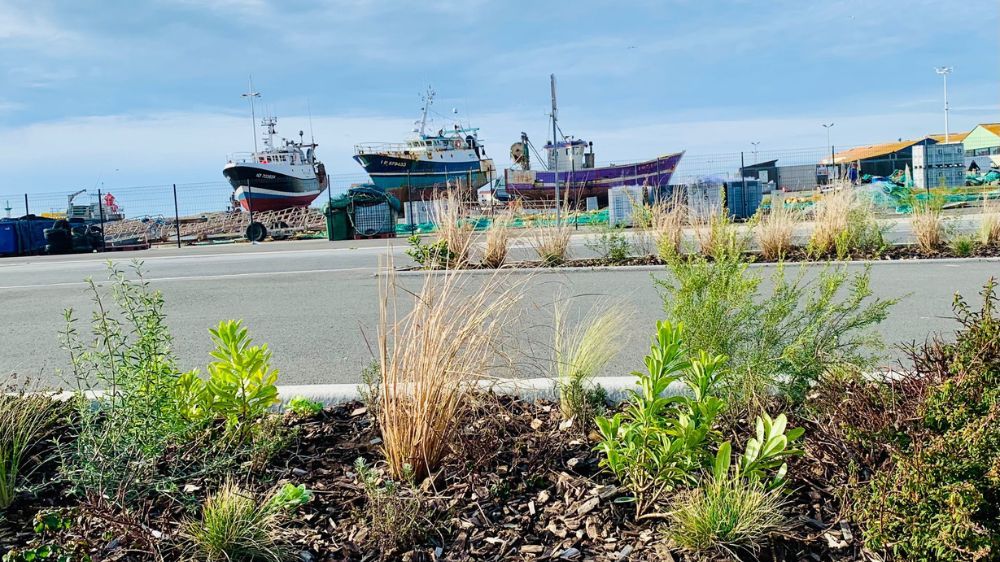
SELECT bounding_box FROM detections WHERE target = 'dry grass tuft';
[0,377,58,510]
[692,208,745,259]
[808,188,883,258]
[530,222,572,266]
[651,194,687,259]
[980,194,1000,247]
[554,302,629,419]
[755,204,798,261]
[482,210,513,268]
[377,260,522,481]
[910,198,944,254]
[431,190,476,267]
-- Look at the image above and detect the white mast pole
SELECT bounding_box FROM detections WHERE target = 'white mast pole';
[551,74,560,225]
[935,67,952,142]
[242,76,260,154]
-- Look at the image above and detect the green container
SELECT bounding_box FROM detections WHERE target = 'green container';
[325,206,350,241]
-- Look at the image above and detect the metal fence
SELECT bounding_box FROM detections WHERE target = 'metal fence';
[1,141,995,248]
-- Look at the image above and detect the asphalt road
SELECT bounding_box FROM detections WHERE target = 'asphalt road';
[1,236,997,388]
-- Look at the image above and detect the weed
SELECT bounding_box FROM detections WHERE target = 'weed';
[530,223,572,266]
[910,195,945,254]
[376,263,521,481]
[285,396,324,417]
[586,225,633,263]
[809,189,885,258]
[980,194,1000,246]
[0,379,59,510]
[692,209,747,260]
[404,235,454,270]
[353,458,430,554]
[553,303,629,420]
[358,360,381,419]
[2,510,89,562]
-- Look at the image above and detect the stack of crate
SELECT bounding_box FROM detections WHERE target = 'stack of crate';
[913,143,965,189]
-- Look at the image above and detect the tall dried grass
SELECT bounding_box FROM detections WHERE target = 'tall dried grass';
[482,211,512,268]
[910,197,944,254]
[693,208,745,259]
[377,261,521,481]
[652,194,687,259]
[980,194,1000,246]
[809,189,883,258]
[755,205,798,261]
[431,190,475,267]
[530,222,572,266]
[554,303,629,419]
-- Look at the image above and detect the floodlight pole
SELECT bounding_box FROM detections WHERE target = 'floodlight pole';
[822,123,835,179]
[242,76,261,154]
[751,141,760,164]
[550,74,561,225]
[935,66,952,143]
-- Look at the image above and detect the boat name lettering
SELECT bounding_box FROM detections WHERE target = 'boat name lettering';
[381,159,407,168]
[256,173,277,179]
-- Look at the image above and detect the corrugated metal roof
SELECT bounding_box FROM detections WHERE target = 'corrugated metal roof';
[980,123,1000,136]
[822,139,922,165]
[926,131,969,143]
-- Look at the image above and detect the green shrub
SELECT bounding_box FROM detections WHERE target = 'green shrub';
[594,322,802,517]
[854,280,1000,561]
[586,226,633,263]
[175,320,280,430]
[186,480,298,562]
[285,396,324,417]
[950,235,976,257]
[664,474,787,559]
[2,510,88,562]
[405,234,455,269]
[353,458,430,553]
[0,381,59,510]
[657,253,896,407]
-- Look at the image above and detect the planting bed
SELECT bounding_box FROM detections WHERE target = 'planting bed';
[2,394,867,561]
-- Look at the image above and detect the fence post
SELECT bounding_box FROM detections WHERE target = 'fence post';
[97,189,107,251]
[407,171,414,232]
[172,183,181,248]
[831,145,836,182]
[740,151,747,218]
[23,193,28,216]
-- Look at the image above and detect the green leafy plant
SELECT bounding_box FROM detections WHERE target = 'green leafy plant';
[404,235,455,270]
[586,225,633,263]
[855,279,1000,562]
[267,483,313,512]
[0,380,59,510]
[2,511,88,562]
[175,320,280,429]
[594,322,727,517]
[658,253,896,407]
[950,234,976,257]
[353,458,431,553]
[285,396,324,417]
[185,480,290,562]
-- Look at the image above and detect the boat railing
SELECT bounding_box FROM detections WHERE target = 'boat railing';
[355,142,414,155]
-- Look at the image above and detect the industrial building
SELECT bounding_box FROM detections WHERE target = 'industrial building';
[962,123,1000,170]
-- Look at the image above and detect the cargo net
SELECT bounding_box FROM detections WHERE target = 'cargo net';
[102,207,326,245]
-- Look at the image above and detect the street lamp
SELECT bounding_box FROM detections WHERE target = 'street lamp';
[822,123,835,181]
[935,66,952,143]
[751,141,760,164]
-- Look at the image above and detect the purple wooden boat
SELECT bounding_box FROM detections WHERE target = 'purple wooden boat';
[498,137,684,205]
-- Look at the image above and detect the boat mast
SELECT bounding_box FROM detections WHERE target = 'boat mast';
[417,87,435,137]
[242,76,261,154]
[550,74,560,225]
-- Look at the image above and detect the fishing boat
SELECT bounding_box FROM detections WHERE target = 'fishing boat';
[353,88,496,200]
[498,76,683,206]
[223,82,328,212]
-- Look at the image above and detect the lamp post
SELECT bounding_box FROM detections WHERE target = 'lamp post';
[750,141,760,164]
[242,76,261,154]
[822,123,835,180]
[935,66,952,143]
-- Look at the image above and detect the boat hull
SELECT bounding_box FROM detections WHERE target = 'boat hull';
[500,152,685,204]
[354,153,493,194]
[224,164,323,212]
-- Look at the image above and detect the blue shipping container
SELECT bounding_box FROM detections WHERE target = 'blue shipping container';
[0,222,17,256]
[0,216,56,257]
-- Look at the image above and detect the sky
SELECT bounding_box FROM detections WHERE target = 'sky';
[0,0,997,203]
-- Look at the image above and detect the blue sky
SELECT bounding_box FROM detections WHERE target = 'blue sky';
[0,0,997,199]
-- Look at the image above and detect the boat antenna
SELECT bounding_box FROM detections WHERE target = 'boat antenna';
[418,86,435,136]
[242,76,261,153]
[307,98,316,145]
[550,73,560,225]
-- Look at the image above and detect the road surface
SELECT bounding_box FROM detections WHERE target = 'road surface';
[1,237,996,388]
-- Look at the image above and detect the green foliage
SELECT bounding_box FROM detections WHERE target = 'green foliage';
[855,280,1000,562]
[353,458,430,553]
[658,253,896,407]
[735,413,804,488]
[286,396,324,417]
[185,480,290,562]
[554,304,627,420]
[0,382,59,510]
[358,360,381,420]
[664,473,787,559]
[586,226,633,263]
[176,320,280,429]
[267,483,313,512]
[61,264,288,507]
[2,511,89,562]
[405,234,455,269]
[950,234,976,257]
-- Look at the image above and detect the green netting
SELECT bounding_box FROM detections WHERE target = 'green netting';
[395,209,612,235]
